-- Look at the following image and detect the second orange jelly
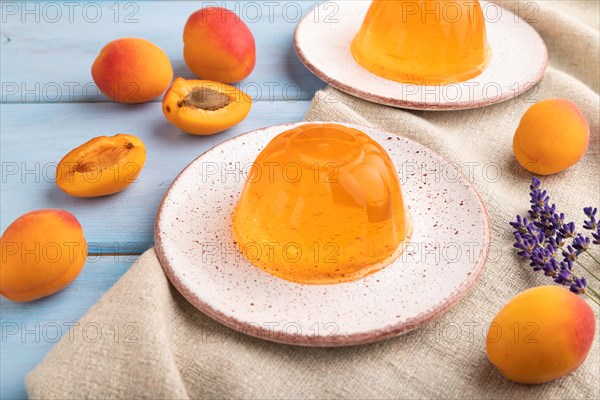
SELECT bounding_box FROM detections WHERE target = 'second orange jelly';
[351,0,491,85]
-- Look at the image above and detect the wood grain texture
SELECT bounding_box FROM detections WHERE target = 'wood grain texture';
[0,0,326,103]
[1,2,320,397]
[0,1,324,399]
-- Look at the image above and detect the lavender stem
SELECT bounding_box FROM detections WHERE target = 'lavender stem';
[574,258,600,282]
[587,286,600,300]
[576,275,600,299]
[585,292,600,307]
[583,250,600,266]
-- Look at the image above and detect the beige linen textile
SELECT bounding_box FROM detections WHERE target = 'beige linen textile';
[26,1,600,398]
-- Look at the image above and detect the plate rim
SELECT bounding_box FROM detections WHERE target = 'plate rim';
[293,0,549,111]
[154,121,492,347]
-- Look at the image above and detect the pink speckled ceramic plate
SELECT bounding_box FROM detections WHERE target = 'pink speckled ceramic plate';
[294,1,548,110]
[155,122,490,346]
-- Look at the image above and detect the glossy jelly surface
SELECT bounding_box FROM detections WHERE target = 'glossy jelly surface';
[351,0,491,85]
[232,124,410,284]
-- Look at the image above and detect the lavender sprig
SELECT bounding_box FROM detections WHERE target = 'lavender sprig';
[592,228,600,246]
[583,207,598,231]
[579,207,600,266]
[511,177,600,305]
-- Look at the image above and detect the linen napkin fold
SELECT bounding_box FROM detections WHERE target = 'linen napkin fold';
[27,1,599,398]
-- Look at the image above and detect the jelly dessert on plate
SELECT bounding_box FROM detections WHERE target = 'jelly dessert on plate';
[232,123,411,284]
[351,0,491,85]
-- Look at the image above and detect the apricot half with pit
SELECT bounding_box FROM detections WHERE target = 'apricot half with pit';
[56,134,146,197]
[162,77,252,135]
[1,209,87,302]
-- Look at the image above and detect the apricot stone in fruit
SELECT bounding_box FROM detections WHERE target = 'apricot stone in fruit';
[0,209,87,302]
[513,99,590,175]
[92,38,173,103]
[486,286,596,384]
[56,134,146,197]
[183,7,256,83]
[162,77,252,135]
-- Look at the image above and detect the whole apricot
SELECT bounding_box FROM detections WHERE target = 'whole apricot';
[486,286,596,384]
[183,7,256,83]
[513,99,590,175]
[0,210,87,302]
[92,38,173,103]
[162,77,252,135]
[56,134,146,197]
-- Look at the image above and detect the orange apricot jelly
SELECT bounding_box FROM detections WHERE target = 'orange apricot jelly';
[351,0,491,85]
[232,124,411,284]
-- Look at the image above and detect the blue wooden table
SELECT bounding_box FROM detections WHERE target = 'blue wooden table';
[0,2,324,398]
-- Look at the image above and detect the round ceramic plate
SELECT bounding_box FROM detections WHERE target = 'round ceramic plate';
[294,1,548,110]
[155,122,490,346]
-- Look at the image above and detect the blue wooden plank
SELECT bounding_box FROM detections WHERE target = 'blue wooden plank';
[1,100,312,254]
[0,256,137,400]
[0,3,321,398]
[0,1,325,103]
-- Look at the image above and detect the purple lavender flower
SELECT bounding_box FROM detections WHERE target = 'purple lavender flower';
[593,228,600,245]
[530,247,551,271]
[542,259,560,277]
[509,215,529,234]
[561,258,573,271]
[550,212,565,226]
[555,268,573,285]
[569,277,587,294]
[562,245,578,261]
[514,235,537,259]
[535,204,562,236]
[540,204,557,224]
[510,177,599,297]
[559,221,577,238]
[529,179,547,206]
[548,233,565,248]
[573,234,591,253]
[583,207,598,231]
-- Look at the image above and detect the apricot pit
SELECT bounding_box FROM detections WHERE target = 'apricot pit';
[177,86,231,111]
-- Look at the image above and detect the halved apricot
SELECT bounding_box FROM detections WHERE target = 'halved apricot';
[56,134,146,197]
[162,77,252,135]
